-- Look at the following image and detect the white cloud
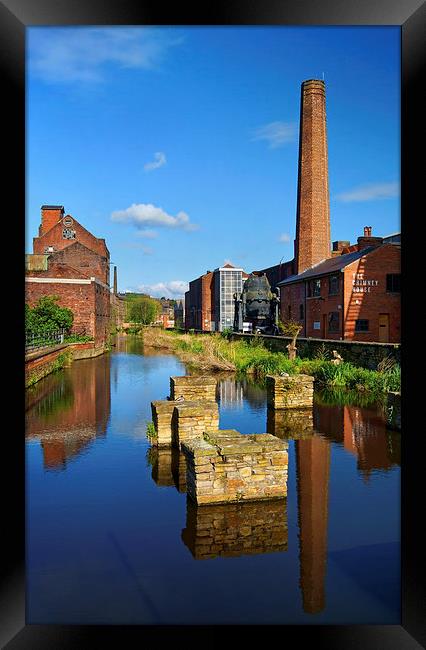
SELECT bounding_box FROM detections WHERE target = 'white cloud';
[138,280,188,298]
[28,27,183,84]
[278,233,291,243]
[252,121,297,148]
[335,182,399,202]
[136,229,158,239]
[144,152,166,172]
[111,203,199,231]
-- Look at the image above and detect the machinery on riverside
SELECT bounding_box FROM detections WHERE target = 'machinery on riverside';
[233,272,280,334]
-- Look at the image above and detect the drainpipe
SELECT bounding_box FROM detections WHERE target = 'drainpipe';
[304,281,307,337]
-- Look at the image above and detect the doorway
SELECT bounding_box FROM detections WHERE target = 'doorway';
[379,314,390,342]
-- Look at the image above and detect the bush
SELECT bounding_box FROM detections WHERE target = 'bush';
[26,296,73,335]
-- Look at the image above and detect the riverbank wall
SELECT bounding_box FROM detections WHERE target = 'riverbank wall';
[25,341,108,388]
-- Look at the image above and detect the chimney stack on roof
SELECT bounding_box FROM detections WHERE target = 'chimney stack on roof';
[39,205,64,236]
[358,226,383,250]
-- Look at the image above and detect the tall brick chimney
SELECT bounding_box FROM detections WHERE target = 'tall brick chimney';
[39,205,64,236]
[113,266,118,295]
[294,80,331,274]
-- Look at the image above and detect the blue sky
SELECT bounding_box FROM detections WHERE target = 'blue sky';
[26,26,400,297]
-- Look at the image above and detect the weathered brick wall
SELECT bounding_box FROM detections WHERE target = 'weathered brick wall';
[34,216,108,260]
[170,375,217,401]
[25,279,110,346]
[280,282,305,332]
[25,344,72,387]
[26,280,96,337]
[181,430,288,505]
[230,333,400,370]
[266,375,314,409]
[181,498,288,559]
[45,241,109,285]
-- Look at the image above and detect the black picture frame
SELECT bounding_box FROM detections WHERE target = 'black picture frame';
[3,1,424,647]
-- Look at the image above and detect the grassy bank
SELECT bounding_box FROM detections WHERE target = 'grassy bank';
[141,328,400,394]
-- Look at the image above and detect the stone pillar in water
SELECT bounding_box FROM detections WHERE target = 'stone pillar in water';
[170,375,217,401]
[181,430,288,505]
[266,374,314,409]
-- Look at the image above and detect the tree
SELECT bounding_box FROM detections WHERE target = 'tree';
[279,318,303,360]
[126,294,160,324]
[25,295,74,334]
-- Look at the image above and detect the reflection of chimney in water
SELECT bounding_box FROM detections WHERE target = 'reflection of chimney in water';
[296,436,330,614]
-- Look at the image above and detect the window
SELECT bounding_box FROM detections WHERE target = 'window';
[386,274,401,293]
[312,279,321,297]
[329,274,339,295]
[328,311,340,332]
[355,319,369,332]
[299,304,304,320]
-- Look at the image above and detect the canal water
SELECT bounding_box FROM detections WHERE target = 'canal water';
[25,336,400,624]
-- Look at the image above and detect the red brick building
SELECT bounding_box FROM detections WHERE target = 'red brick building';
[278,231,401,342]
[26,205,111,347]
[185,270,214,331]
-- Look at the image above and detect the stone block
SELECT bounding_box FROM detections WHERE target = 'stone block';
[266,374,314,409]
[170,375,217,402]
[181,429,288,505]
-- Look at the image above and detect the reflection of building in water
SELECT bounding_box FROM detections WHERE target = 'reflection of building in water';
[25,355,111,470]
[216,376,267,410]
[267,406,314,439]
[217,378,244,408]
[267,399,401,616]
[148,447,187,493]
[313,402,401,479]
[181,498,288,560]
[296,436,330,614]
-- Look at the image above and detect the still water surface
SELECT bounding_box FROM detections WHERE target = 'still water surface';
[26,336,400,624]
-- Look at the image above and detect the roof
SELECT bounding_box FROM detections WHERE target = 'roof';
[41,205,64,210]
[277,246,378,286]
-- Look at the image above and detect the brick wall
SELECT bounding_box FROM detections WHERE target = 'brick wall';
[45,241,109,285]
[34,215,108,260]
[25,279,110,346]
[344,244,401,343]
[185,272,214,331]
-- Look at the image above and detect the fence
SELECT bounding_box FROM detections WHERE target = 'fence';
[25,329,66,353]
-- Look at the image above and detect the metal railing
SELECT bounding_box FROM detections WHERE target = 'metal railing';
[25,329,66,353]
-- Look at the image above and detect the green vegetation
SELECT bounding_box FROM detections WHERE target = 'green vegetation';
[64,334,93,343]
[146,421,157,441]
[125,293,161,325]
[142,328,400,394]
[26,295,73,335]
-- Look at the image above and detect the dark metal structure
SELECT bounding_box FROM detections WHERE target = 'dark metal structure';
[233,272,279,334]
